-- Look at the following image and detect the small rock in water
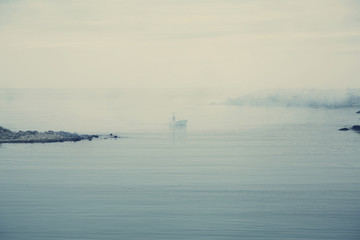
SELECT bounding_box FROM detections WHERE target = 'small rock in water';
[356,111,360,114]
[339,128,349,131]
[351,125,360,131]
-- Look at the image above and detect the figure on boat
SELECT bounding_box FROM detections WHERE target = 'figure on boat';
[170,113,187,127]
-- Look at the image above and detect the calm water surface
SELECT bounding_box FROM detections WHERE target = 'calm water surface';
[0,89,360,239]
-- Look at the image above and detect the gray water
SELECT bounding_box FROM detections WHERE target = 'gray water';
[1,89,360,239]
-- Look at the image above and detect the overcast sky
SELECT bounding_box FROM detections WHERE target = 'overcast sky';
[0,0,359,90]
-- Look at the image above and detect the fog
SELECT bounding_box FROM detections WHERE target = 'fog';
[226,88,360,109]
[1,88,359,136]
[1,0,360,131]
[0,88,231,133]
[1,0,360,91]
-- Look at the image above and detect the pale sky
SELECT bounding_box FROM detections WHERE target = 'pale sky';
[0,0,359,90]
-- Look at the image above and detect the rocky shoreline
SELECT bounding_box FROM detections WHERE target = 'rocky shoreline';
[0,126,108,144]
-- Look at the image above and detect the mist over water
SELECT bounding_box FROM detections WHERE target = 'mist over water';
[1,88,360,240]
[2,88,359,134]
[226,89,360,109]
[1,88,218,133]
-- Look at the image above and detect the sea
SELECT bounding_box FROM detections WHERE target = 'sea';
[0,88,359,240]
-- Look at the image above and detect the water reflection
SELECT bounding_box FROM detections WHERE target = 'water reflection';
[170,126,187,144]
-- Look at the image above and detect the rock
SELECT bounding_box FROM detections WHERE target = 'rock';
[0,126,15,139]
[356,111,360,114]
[351,125,360,132]
[0,126,12,134]
[339,128,349,131]
[0,126,100,144]
[104,133,119,139]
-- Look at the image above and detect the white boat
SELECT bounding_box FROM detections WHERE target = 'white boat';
[170,113,187,127]
[170,119,187,127]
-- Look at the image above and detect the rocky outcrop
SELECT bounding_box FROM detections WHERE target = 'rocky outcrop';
[0,126,99,143]
[339,110,360,133]
[351,125,360,132]
[339,125,360,132]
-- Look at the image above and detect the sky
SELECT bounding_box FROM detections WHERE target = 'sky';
[0,0,359,90]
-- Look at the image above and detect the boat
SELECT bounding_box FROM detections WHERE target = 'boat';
[170,113,187,127]
[170,119,187,127]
